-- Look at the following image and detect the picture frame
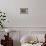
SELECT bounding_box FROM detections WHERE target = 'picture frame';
[20,8,28,14]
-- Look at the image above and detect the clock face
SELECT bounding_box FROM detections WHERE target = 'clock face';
[20,8,28,14]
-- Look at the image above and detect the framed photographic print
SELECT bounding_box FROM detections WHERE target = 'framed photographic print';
[20,8,28,14]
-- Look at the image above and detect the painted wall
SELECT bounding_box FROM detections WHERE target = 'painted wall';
[0,0,46,27]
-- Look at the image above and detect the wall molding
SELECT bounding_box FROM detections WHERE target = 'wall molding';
[1,27,46,28]
[0,27,46,32]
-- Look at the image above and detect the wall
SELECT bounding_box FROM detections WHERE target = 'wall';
[0,0,46,27]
